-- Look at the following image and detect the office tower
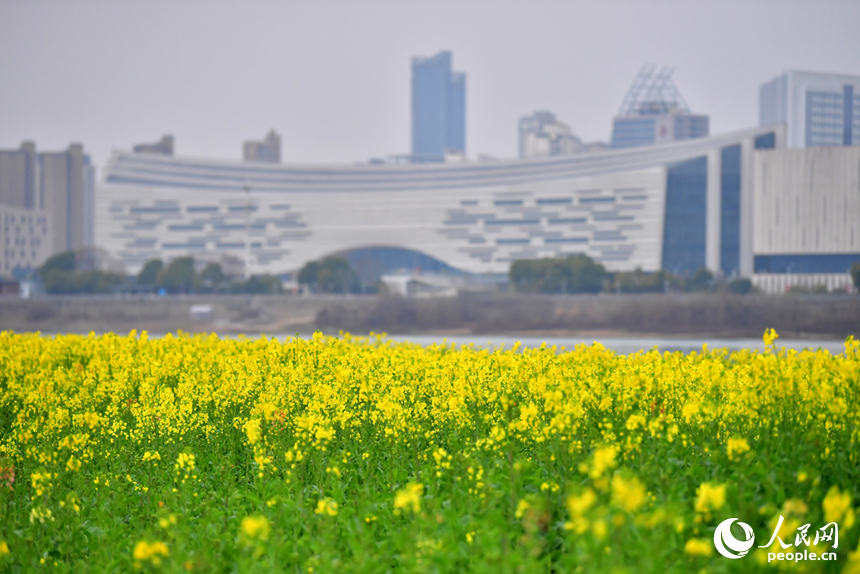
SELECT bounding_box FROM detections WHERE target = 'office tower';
[0,141,38,208]
[134,135,174,156]
[759,70,860,148]
[411,51,466,162]
[519,111,583,158]
[243,130,281,163]
[40,144,92,254]
[610,65,709,149]
[0,204,51,279]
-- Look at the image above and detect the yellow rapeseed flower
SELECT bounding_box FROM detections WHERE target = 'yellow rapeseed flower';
[315,498,339,516]
[694,482,726,514]
[567,488,596,517]
[611,474,647,513]
[823,486,855,527]
[726,437,750,461]
[243,419,262,445]
[589,446,618,480]
[240,515,270,542]
[394,482,423,515]
[133,540,169,568]
[684,538,713,557]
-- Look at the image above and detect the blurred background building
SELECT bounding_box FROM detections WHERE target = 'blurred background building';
[518,111,582,158]
[411,51,466,163]
[133,135,174,156]
[753,146,860,292]
[2,62,857,294]
[759,70,860,148]
[610,65,710,149]
[243,130,281,163]
[0,141,95,278]
[96,124,782,284]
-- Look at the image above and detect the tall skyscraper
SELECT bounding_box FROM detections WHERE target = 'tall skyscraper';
[411,51,466,162]
[610,65,709,149]
[760,70,860,148]
[243,130,281,163]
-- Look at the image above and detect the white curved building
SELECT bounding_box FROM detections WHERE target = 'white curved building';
[96,126,785,278]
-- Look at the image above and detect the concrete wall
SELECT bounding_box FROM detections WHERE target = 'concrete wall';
[754,147,860,254]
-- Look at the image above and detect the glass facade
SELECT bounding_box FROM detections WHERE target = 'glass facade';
[673,115,709,140]
[662,156,707,274]
[610,117,655,149]
[754,254,860,274]
[411,52,466,161]
[805,87,860,147]
[446,72,466,154]
[754,132,776,149]
[720,145,741,276]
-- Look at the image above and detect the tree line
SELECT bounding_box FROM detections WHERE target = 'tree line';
[38,252,283,295]
[509,254,762,295]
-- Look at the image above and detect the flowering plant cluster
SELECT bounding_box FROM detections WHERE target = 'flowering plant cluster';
[0,329,857,572]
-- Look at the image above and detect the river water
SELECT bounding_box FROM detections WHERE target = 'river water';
[59,331,849,355]
[382,334,849,355]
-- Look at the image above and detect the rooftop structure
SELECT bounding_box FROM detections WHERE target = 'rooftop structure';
[611,65,709,149]
[133,135,174,156]
[244,130,281,163]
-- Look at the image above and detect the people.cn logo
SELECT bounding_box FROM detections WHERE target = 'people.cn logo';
[714,518,756,559]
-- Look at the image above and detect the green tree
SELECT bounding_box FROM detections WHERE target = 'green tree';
[297,261,321,289]
[727,278,753,295]
[156,257,196,294]
[509,255,607,294]
[40,251,77,294]
[614,268,667,293]
[136,259,164,285]
[39,251,122,294]
[237,274,284,294]
[199,263,226,292]
[41,251,76,274]
[298,257,359,293]
[686,267,714,292]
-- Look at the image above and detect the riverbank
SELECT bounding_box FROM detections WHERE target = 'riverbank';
[2,293,858,339]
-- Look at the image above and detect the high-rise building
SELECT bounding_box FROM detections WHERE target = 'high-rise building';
[519,111,583,158]
[243,130,281,163]
[759,70,860,148]
[411,51,466,162]
[134,135,174,156]
[40,144,93,254]
[0,204,51,279]
[0,141,38,208]
[610,65,709,149]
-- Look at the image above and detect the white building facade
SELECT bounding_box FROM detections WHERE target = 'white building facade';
[752,146,860,293]
[96,125,785,281]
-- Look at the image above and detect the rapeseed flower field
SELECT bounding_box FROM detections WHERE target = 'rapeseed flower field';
[0,329,858,573]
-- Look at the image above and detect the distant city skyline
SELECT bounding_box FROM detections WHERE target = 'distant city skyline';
[1,0,858,169]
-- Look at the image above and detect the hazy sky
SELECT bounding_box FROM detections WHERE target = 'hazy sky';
[1,0,858,170]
